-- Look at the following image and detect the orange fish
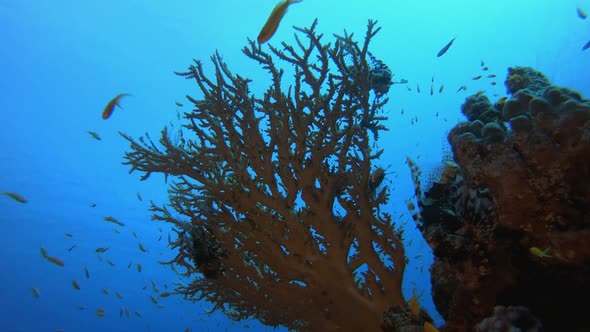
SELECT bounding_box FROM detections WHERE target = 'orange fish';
[101,93,130,119]
[257,0,302,44]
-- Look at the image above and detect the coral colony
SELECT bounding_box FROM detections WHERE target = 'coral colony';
[121,21,590,331]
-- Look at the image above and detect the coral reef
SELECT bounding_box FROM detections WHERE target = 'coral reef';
[476,305,542,332]
[412,66,590,331]
[121,20,407,331]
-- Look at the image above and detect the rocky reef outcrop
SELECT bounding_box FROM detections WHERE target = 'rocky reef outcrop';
[414,66,590,331]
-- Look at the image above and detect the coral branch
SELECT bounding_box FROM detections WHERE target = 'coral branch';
[121,20,404,331]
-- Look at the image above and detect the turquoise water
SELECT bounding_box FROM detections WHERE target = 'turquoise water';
[1,0,588,331]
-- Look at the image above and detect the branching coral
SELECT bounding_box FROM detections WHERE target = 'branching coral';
[120,20,405,331]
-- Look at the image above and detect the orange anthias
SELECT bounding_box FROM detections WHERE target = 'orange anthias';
[102,93,130,119]
[257,0,302,44]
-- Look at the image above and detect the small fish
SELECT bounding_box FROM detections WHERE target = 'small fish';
[138,243,149,253]
[116,292,124,299]
[89,203,96,208]
[31,288,40,298]
[40,247,48,258]
[125,307,130,318]
[101,93,130,120]
[430,85,433,95]
[406,86,412,91]
[134,310,142,318]
[132,231,137,238]
[159,292,171,298]
[119,306,124,318]
[436,37,456,57]
[136,263,142,272]
[113,228,121,234]
[456,85,467,93]
[46,255,65,267]
[257,0,303,44]
[175,101,183,107]
[67,244,78,252]
[87,131,101,141]
[104,216,125,227]
[106,260,115,266]
[64,233,73,238]
[482,66,489,71]
[582,40,590,51]
[150,295,158,304]
[472,75,482,80]
[439,85,444,93]
[490,82,497,86]
[487,74,496,78]
[577,7,587,19]
[96,308,105,317]
[84,266,90,279]
[102,288,109,295]
[157,304,165,309]
[480,60,485,67]
[475,90,486,96]
[71,280,81,290]
[530,246,552,258]
[95,247,110,253]
[2,192,27,203]
[77,305,88,310]
[399,79,408,84]
[136,192,142,201]
[416,84,421,93]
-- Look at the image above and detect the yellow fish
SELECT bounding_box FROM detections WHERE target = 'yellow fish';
[96,308,105,317]
[530,246,552,258]
[257,0,302,44]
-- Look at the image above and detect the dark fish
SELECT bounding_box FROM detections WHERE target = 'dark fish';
[439,85,444,93]
[104,216,125,227]
[87,131,101,141]
[583,39,590,51]
[430,85,433,95]
[472,75,482,80]
[2,192,27,203]
[577,7,587,19]
[175,101,183,107]
[437,37,456,57]
[416,84,421,93]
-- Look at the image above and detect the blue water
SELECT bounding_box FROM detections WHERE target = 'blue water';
[1,0,588,331]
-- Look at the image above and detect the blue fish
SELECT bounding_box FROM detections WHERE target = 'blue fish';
[437,37,456,57]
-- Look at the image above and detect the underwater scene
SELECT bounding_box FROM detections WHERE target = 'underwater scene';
[1,0,589,331]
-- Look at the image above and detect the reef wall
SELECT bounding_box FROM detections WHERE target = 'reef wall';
[414,66,590,331]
